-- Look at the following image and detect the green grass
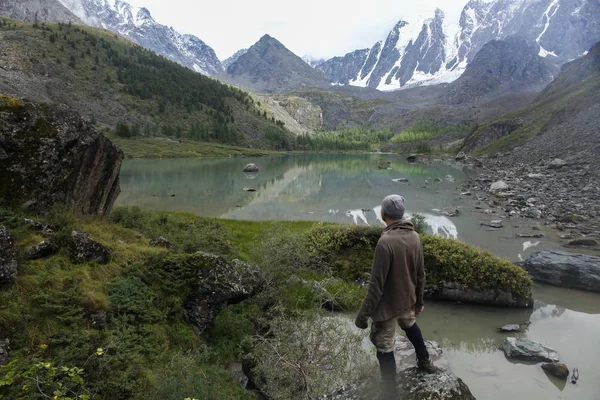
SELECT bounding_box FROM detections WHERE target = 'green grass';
[391,123,469,144]
[107,135,284,158]
[0,206,533,399]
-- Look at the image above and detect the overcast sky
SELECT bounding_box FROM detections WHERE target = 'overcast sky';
[126,0,469,61]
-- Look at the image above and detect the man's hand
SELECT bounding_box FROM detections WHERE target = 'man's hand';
[355,315,369,330]
[414,304,424,316]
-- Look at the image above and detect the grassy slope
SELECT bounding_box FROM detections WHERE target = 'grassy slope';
[0,17,289,149]
[108,135,284,158]
[0,207,531,399]
[464,43,600,155]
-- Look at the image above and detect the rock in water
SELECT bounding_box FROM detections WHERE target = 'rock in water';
[243,163,259,173]
[183,253,263,334]
[407,154,418,162]
[69,231,111,265]
[520,250,600,293]
[498,324,521,332]
[567,238,598,247]
[503,337,559,362]
[0,226,18,284]
[0,98,123,216]
[542,363,570,380]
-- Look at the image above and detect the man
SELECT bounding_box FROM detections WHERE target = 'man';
[355,194,435,397]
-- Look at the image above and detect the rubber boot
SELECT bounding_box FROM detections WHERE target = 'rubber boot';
[376,351,398,399]
[403,323,436,373]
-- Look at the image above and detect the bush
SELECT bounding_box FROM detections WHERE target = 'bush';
[422,235,532,301]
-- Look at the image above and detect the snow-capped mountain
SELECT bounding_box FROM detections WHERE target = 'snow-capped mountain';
[222,49,248,71]
[318,0,600,91]
[56,0,223,75]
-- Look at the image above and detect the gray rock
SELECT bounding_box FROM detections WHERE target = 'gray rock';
[0,226,18,284]
[0,100,123,217]
[490,181,509,193]
[481,220,503,229]
[407,154,418,162]
[525,209,543,219]
[567,238,598,247]
[243,187,257,192]
[149,236,174,251]
[503,337,559,362]
[243,163,259,173]
[517,233,544,238]
[527,173,544,179]
[542,363,569,380]
[0,339,9,366]
[520,250,600,292]
[69,231,111,265]
[392,178,409,183]
[24,239,59,260]
[184,253,263,334]
[498,324,521,332]
[455,152,467,161]
[548,159,567,169]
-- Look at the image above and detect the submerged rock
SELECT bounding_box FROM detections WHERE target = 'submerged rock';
[542,362,569,380]
[520,250,600,292]
[503,337,559,362]
[407,154,418,162]
[498,324,522,332]
[243,163,259,173]
[567,238,598,247]
[0,99,123,216]
[184,253,263,334]
[0,226,18,284]
[69,231,111,265]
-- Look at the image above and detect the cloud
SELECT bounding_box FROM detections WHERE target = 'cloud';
[126,0,468,60]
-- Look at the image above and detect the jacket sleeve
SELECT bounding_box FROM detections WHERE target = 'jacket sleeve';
[357,242,390,319]
[415,237,426,307]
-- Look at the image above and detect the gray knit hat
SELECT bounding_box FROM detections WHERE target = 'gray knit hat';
[381,194,406,221]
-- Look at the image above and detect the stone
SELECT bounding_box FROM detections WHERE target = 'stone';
[567,238,597,247]
[243,163,259,173]
[455,152,467,161]
[243,187,257,192]
[542,363,570,380]
[149,236,175,251]
[525,209,543,219]
[520,250,600,292]
[503,337,559,362]
[0,339,9,366]
[548,159,567,169]
[406,154,418,162]
[481,220,503,228]
[528,173,544,179]
[434,177,443,182]
[184,253,263,334]
[518,233,544,238]
[498,324,521,332]
[69,231,111,265]
[0,99,123,216]
[0,226,18,284]
[490,181,509,193]
[392,178,409,183]
[24,238,59,260]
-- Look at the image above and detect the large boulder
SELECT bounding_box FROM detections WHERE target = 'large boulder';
[321,338,475,400]
[69,231,111,264]
[0,226,18,284]
[503,337,559,363]
[0,97,123,216]
[184,253,263,334]
[541,363,570,380]
[520,251,600,293]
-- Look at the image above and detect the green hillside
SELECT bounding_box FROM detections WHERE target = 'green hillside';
[0,18,290,149]
[462,41,600,154]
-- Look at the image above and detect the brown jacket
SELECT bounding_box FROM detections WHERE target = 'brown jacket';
[357,220,425,322]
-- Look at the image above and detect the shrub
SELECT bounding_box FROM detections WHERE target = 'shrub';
[422,235,532,301]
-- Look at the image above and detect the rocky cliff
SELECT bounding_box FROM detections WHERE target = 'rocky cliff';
[0,0,81,23]
[0,96,123,216]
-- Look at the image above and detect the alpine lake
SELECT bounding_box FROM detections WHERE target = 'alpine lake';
[116,154,600,400]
